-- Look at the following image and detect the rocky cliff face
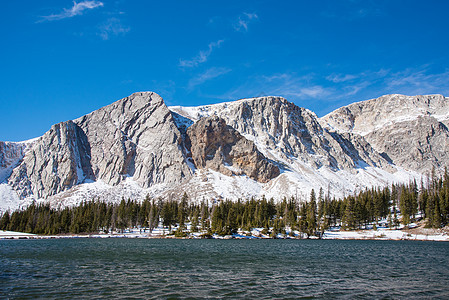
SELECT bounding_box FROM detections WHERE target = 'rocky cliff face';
[0,141,28,183]
[7,92,192,199]
[186,116,280,183]
[321,94,449,175]
[73,92,191,188]
[8,121,93,198]
[364,116,449,174]
[171,96,391,172]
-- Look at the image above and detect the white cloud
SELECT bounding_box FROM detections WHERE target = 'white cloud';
[202,66,449,117]
[321,3,383,21]
[300,86,330,98]
[262,73,332,99]
[41,1,104,21]
[326,73,357,83]
[98,18,130,40]
[234,13,258,32]
[188,67,231,89]
[179,40,224,68]
[387,68,449,95]
[342,81,371,96]
[323,67,449,101]
[212,73,332,101]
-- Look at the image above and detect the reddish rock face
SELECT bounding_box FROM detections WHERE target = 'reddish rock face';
[186,115,280,183]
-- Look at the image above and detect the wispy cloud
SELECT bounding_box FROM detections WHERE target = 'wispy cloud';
[386,68,449,95]
[321,2,383,21]
[326,73,357,83]
[179,40,224,68]
[322,66,449,107]
[210,73,332,102]
[203,66,449,117]
[328,67,449,98]
[261,73,332,99]
[234,13,258,32]
[98,17,130,40]
[188,67,231,89]
[40,1,104,21]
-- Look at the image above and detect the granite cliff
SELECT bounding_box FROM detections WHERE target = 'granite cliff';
[7,92,192,200]
[321,94,449,175]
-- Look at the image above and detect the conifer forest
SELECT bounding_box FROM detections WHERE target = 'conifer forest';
[1,172,448,237]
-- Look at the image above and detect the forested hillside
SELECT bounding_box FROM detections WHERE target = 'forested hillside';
[1,171,448,237]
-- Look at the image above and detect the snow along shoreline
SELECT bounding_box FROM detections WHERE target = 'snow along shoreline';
[1,228,448,242]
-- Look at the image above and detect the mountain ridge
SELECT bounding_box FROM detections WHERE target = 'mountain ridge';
[321,94,449,175]
[1,92,445,213]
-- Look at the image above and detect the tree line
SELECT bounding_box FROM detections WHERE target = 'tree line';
[1,171,448,237]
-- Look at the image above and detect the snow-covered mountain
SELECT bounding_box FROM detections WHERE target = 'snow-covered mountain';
[321,94,449,175]
[1,92,446,213]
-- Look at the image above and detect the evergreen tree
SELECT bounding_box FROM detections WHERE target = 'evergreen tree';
[190,208,200,233]
[342,196,356,230]
[298,202,308,236]
[148,201,158,232]
[0,211,10,230]
[306,189,317,237]
[399,186,412,226]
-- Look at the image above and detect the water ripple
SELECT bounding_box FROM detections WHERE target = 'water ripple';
[1,239,449,298]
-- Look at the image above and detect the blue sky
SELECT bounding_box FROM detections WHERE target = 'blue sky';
[2,0,449,141]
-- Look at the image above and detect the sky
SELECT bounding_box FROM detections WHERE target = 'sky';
[1,0,449,142]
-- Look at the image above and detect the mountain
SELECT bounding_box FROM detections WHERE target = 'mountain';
[169,96,414,200]
[1,92,446,213]
[321,94,449,176]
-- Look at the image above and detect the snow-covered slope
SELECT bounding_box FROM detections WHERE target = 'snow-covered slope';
[0,139,38,212]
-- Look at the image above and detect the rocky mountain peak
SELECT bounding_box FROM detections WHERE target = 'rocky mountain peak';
[172,95,391,172]
[7,92,193,200]
[321,94,449,136]
[321,94,449,175]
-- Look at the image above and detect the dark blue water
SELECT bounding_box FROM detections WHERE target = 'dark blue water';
[1,239,449,299]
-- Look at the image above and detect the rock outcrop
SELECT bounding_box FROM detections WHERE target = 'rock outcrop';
[7,92,192,199]
[74,92,191,188]
[186,116,280,183]
[172,96,392,172]
[0,141,27,183]
[364,116,449,174]
[9,121,93,198]
[321,94,449,175]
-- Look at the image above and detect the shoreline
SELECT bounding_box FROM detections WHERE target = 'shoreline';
[1,228,448,242]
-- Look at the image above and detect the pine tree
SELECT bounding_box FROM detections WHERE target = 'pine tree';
[211,203,223,234]
[433,196,442,228]
[190,208,200,233]
[225,203,238,235]
[342,196,356,230]
[148,201,158,232]
[0,211,10,230]
[177,193,188,231]
[306,189,317,237]
[200,200,209,231]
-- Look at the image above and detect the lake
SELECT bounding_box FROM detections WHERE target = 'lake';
[1,239,449,298]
